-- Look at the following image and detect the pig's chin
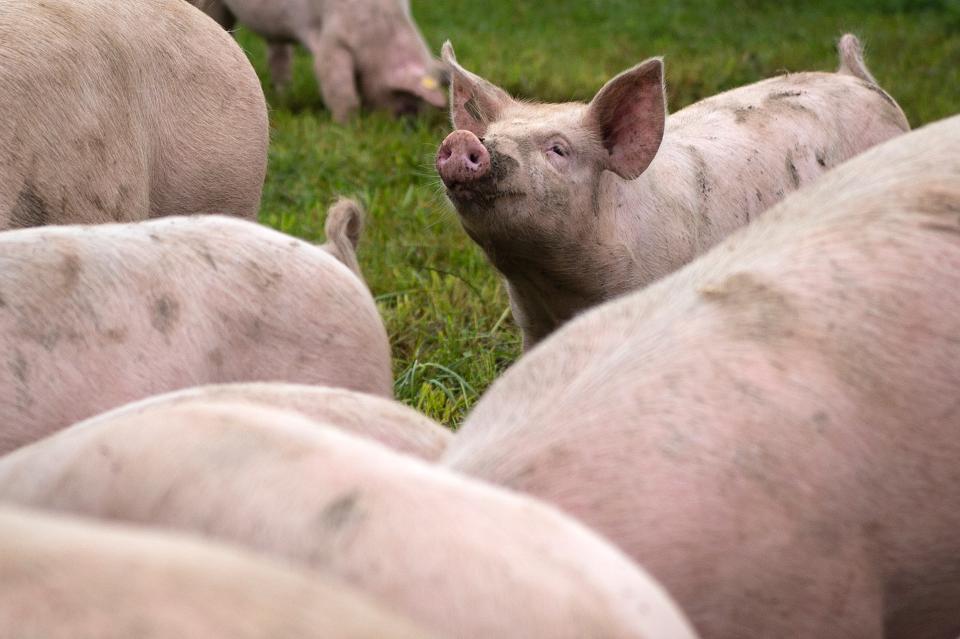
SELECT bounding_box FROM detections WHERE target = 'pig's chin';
[446,185,525,216]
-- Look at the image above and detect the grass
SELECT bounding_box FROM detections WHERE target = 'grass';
[236,0,960,428]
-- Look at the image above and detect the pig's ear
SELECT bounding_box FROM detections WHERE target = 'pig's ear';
[586,57,666,180]
[442,41,512,136]
[385,63,447,109]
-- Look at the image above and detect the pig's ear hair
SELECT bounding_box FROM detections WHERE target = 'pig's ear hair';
[442,41,512,136]
[586,57,666,180]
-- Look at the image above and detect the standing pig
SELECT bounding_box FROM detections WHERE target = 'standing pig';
[83,382,452,460]
[0,0,268,228]
[190,0,447,122]
[0,400,700,639]
[442,115,960,638]
[0,200,392,454]
[0,505,434,639]
[437,35,909,348]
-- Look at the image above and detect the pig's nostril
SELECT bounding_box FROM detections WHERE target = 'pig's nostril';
[468,153,479,164]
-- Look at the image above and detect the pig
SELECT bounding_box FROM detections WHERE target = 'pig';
[0,400,700,639]
[436,35,909,348]
[189,0,447,122]
[0,199,392,454]
[442,114,960,638]
[0,505,433,639]
[0,0,269,229]
[82,382,452,460]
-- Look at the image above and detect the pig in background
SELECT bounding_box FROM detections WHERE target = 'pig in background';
[443,114,960,638]
[0,0,268,229]
[191,0,448,122]
[0,200,391,454]
[437,34,909,348]
[0,399,700,639]
[0,505,434,639]
[80,382,452,460]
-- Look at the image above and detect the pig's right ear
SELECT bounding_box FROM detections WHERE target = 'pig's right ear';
[442,41,512,136]
[586,57,666,180]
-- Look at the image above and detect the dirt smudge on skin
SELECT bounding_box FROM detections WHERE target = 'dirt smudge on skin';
[8,349,33,410]
[98,443,124,475]
[207,348,225,371]
[700,272,798,342]
[485,141,519,182]
[763,88,818,118]
[59,253,82,292]
[857,79,897,108]
[686,146,714,237]
[916,186,960,216]
[10,180,48,228]
[243,260,282,291]
[730,104,756,124]
[785,152,801,188]
[768,90,803,100]
[317,491,363,532]
[150,295,181,335]
[102,327,128,343]
[921,221,960,236]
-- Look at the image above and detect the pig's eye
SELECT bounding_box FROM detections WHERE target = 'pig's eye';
[550,145,567,157]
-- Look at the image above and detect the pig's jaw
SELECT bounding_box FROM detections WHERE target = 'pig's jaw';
[445,185,527,231]
[447,187,524,205]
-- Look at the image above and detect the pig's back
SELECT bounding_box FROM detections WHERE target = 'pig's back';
[0,0,268,228]
[670,71,907,166]
[644,71,909,254]
[0,215,391,453]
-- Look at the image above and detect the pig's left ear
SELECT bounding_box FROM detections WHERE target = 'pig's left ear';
[442,41,513,136]
[586,57,666,180]
[387,63,448,109]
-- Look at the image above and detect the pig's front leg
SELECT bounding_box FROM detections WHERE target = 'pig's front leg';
[304,32,360,123]
[266,42,294,92]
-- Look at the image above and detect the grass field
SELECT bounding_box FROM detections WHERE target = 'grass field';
[235,0,960,428]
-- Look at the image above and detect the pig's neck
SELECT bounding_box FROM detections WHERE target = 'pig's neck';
[603,139,720,278]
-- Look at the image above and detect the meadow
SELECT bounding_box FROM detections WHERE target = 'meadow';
[236,0,960,427]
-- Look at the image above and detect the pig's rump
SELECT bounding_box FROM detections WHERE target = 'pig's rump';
[0,0,268,228]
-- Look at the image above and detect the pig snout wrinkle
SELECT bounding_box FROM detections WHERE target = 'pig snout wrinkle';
[437,130,491,186]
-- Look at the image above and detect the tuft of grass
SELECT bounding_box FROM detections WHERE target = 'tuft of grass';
[235,0,959,428]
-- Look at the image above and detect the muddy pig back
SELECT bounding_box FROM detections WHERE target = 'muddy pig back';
[0,214,391,454]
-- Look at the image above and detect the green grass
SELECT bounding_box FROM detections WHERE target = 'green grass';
[236,0,960,428]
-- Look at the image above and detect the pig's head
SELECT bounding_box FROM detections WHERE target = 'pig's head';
[436,41,666,273]
[349,2,448,117]
[363,60,448,117]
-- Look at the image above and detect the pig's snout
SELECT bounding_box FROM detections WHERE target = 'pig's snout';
[437,130,490,187]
